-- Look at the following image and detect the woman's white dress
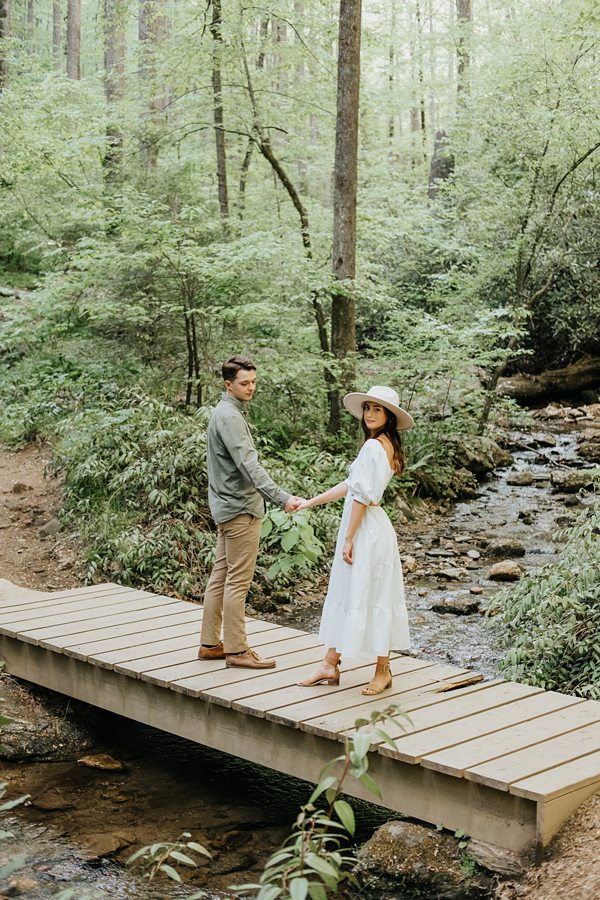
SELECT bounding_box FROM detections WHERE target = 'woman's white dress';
[318,438,410,658]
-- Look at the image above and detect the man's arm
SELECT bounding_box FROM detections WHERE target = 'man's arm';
[220,413,294,510]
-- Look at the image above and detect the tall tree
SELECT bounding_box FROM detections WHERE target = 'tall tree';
[329,0,361,433]
[456,0,472,95]
[210,0,229,220]
[27,0,33,30]
[66,0,80,79]
[52,0,61,69]
[139,0,168,170]
[0,0,9,88]
[104,0,126,176]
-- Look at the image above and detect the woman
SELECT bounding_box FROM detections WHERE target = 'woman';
[297,386,412,696]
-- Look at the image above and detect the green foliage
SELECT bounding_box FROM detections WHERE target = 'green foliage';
[235,705,410,899]
[127,831,210,889]
[0,781,29,880]
[496,499,600,697]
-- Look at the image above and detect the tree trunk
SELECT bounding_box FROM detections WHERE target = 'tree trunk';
[52,0,61,67]
[496,356,600,403]
[104,0,125,176]
[27,0,33,29]
[66,0,80,79]
[329,0,361,433]
[139,0,168,170]
[0,0,10,89]
[456,0,472,96]
[210,0,229,220]
[388,0,397,141]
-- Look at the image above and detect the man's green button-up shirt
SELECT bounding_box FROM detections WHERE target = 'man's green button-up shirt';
[206,393,291,524]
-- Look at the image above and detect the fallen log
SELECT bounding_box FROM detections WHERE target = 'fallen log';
[497,355,600,402]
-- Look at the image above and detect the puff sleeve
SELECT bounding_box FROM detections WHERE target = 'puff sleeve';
[345,439,391,506]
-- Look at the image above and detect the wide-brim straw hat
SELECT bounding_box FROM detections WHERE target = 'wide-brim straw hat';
[343,385,414,431]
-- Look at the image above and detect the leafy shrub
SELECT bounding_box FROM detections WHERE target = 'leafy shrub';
[496,500,600,698]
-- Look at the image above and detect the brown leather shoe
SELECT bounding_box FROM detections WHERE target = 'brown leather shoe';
[197,642,226,660]
[225,649,276,669]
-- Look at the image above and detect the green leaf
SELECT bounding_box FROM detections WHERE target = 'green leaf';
[169,849,197,866]
[159,863,182,882]
[333,800,355,836]
[289,876,309,900]
[281,527,300,551]
[186,841,211,857]
[257,885,282,900]
[261,517,273,537]
[308,883,328,900]
[351,732,372,758]
[0,855,26,879]
[359,771,381,797]
[308,776,337,804]
[304,852,339,880]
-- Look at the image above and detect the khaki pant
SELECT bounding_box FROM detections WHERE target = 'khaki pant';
[200,513,261,654]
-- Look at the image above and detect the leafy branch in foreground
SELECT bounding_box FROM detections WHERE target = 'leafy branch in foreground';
[127,831,211,891]
[234,704,410,900]
[0,780,30,881]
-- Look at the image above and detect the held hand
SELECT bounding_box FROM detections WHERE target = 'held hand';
[285,495,306,512]
[295,498,313,511]
[342,537,353,565]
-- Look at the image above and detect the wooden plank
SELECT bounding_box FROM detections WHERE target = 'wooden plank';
[29,607,204,651]
[511,748,600,801]
[63,611,204,660]
[377,691,582,765]
[0,591,173,628]
[61,611,278,660]
[11,600,190,645]
[422,700,600,790]
[307,679,511,742]
[265,661,471,730]
[463,718,600,791]
[158,646,329,697]
[113,629,316,680]
[0,586,147,618]
[0,583,127,611]
[231,656,434,720]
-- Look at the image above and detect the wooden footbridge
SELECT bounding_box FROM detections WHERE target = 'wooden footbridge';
[2,582,600,860]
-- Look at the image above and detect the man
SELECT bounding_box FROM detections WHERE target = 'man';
[198,355,304,669]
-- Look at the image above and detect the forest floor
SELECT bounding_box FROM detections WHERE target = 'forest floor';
[2,441,600,899]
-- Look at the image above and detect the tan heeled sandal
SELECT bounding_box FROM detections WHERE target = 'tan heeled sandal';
[298,656,341,687]
[362,663,392,696]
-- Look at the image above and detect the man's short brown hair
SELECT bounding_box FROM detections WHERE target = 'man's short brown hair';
[222,355,256,382]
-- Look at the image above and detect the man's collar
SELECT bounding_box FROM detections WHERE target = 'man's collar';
[221,392,248,414]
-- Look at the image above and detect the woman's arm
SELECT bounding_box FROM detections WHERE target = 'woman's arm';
[298,481,348,509]
[342,500,368,565]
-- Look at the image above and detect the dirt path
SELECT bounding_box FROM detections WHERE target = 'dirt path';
[0,444,81,592]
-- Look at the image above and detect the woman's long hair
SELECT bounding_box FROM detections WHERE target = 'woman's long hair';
[361,406,405,475]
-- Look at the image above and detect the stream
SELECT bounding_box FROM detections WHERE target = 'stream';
[1,411,599,899]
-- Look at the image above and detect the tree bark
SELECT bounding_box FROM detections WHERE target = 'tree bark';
[66,0,80,80]
[27,0,34,29]
[0,0,10,89]
[104,0,126,176]
[139,0,168,169]
[210,0,229,220]
[496,356,600,403]
[52,0,61,67]
[456,0,472,96]
[329,0,361,433]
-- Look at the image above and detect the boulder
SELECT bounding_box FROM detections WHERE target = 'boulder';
[488,561,524,581]
[447,436,512,477]
[0,676,93,762]
[578,440,600,463]
[77,753,125,771]
[449,467,479,499]
[486,538,526,558]
[355,820,491,899]
[467,839,525,876]
[550,469,600,493]
[402,556,418,574]
[431,597,481,615]
[38,517,61,539]
[506,469,534,486]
